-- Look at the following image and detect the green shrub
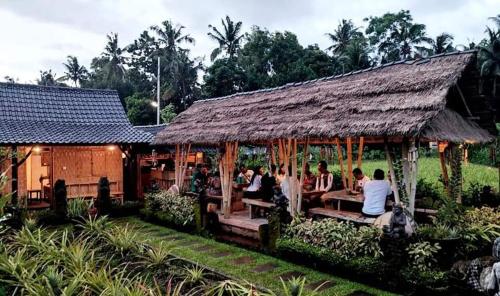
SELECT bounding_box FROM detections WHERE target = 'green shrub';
[67,198,92,219]
[283,218,382,260]
[144,191,198,227]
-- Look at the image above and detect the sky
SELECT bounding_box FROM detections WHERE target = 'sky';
[0,0,498,83]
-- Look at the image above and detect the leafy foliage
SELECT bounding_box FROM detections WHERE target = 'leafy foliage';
[144,191,198,227]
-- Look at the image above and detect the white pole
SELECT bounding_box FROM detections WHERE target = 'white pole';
[156,56,161,125]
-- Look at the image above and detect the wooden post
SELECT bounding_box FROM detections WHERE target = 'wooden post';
[346,137,353,191]
[290,139,298,215]
[384,141,400,205]
[220,142,238,218]
[438,142,450,196]
[174,144,180,188]
[407,140,418,216]
[401,139,411,197]
[449,143,463,203]
[357,137,364,169]
[298,138,309,213]
[335,138,347,190]
[11,145,18,206]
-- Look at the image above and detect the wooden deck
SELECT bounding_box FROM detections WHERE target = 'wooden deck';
[309,207,376,224]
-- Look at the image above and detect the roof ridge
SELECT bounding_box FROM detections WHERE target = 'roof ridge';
[134,123,169,128]
[0,82,118,93]
[194,49,477,105]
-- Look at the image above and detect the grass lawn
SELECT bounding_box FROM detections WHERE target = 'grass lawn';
[113,216,397,296]
[311,157,498,191]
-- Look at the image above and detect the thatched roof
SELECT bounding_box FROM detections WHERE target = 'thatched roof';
[155,51,495,145]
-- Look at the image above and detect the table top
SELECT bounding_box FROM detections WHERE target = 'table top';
[301,190,324,198]
[321,190,364,203]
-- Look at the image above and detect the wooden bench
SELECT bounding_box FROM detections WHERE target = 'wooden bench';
[414,208,438,215]
[308,208,376,224]
[242,198,274,219]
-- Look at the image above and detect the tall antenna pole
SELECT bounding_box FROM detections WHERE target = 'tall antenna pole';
[156,56,161,125]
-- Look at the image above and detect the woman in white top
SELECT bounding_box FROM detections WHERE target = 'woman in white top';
[244,166,264,198]
[315,160,334,192]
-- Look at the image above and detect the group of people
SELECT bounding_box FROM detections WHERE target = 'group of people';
[192,161,393,219]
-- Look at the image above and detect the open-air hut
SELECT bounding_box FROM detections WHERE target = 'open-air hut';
[154,51,496,222]
[0,83,152,208]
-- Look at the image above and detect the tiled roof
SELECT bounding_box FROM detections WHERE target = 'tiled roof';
[135,124,168,136]
[0,83,152,144]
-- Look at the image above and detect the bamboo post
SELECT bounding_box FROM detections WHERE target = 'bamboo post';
[290,139,298,216]
[179,144,191,192]
[408,140,418,216]
[335,138,347,190]
[270,142,276,165]
[174,144,180,188]
[438,142,450,195]
[298,138,309,213]
[347,137,353,191]
[384,141,401,205]
[357,137,364,169]
[401,139,411,197]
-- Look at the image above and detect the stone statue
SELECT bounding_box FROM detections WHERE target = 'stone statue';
[54,179,67,219]
[383,204,407,239]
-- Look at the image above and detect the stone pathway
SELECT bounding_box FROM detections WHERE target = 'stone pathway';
[278,271,306,281]
[307,280,336,292]
[252,263,279,273]
[232,256,254,265]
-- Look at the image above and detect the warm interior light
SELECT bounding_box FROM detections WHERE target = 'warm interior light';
[107,145,116,151]
[33,146,41,153]
[196,152,203,159]
[121,152,126,159]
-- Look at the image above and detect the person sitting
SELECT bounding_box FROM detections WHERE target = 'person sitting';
[244,166,263,198]
[362,169,392,218]
[353,168,370,192]
[191,164,209,193]
[276,164,286,185]
[281,167,300,204]
[303,162,316,191]
[261,164,277,201]
[315,160,334,192]
[237,165,254,184]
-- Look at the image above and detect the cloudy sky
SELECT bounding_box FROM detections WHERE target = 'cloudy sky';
[0,0,498,83]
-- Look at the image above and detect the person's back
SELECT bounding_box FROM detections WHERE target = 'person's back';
[362,169,392,217]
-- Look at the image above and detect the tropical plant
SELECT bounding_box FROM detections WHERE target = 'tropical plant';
[101,32,128,82]
[151,20,195,55]
[144,191,198,227]
[429,33,455,54]
[37,70,64,86]
[60,55,88,86]
[326,19,363,55]
[67,197,92,219]
[183,265,206,286]
[478,39,500,96]
[406,241,441,272]
[160,103,177,123]
[208,16,244,61]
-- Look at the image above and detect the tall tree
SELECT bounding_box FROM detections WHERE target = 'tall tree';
[37,70,65,86]
[61,55,88,87]
[430,33,455,54]
[326,19,363,55]
[208,16,244,61]
[365,10,432,62]
[150,20,194,55]
[101,32,127,82]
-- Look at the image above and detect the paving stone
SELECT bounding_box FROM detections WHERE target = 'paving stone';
[278,271,306,281]
[210,251,232,258]
[346,291,375,296]
[180,240,199,246]
[252,263,279,273]
[306,280,336,292]
[232,256,254,265]
[193,245,215,252]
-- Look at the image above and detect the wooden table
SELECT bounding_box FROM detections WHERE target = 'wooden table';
[301,190,324,199]
[320,190,364,211]
[242,198,274,219]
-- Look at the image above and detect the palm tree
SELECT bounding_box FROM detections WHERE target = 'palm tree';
[478,39,500,96]
[382,23,433,60]
[61,55,88,87]
[430,33,455,54]
[102,32,127,82]
[207,16,244,61]
[326,19,362,55]
[37,70,63,86]
[150,20,194,54]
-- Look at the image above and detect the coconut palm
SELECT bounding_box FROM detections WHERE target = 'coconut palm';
[326,19,363,55]
[150,20,194,55]
[478,39,500,96]
[207,16,244,61]
[430,33,455,54]
[61,55,88,87]
[101,33,127,82]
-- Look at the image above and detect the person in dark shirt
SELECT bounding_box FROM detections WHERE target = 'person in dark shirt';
[191,164,209,193]
[261,164,278,201]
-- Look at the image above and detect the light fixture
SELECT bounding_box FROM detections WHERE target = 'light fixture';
[151,101,159,107]
[33,146,41,154]
[107,145,116,151]
[196,152,203,159]
[121,152,126,159]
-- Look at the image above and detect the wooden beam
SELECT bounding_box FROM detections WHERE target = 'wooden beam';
[357,137,364,169]
[455,84,474,117]
[11,145,18,206]
[297,138,309,213]
[335,138,347,190]
[347,137,353,191]
[408,140,418,216]
[401,139,411,197]
[384,141,400,205]
[438,142,450,196]
[290,139,298,216]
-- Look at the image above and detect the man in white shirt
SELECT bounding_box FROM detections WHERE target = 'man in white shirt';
[237,165,254,184]
[353,168,370,191]
[315,160,334,192]
[362,169,392,218]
